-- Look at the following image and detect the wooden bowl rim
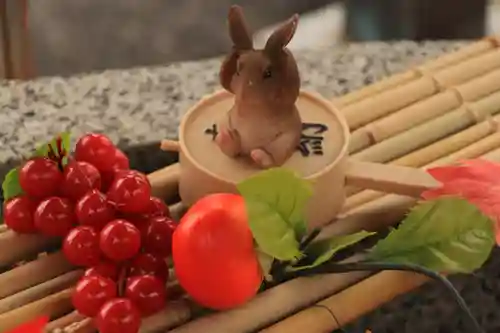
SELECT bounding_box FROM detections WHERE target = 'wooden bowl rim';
[178,89,350,182]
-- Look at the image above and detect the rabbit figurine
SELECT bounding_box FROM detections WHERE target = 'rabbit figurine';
[215,5,302,169]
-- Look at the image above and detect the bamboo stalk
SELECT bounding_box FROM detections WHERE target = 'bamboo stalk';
[349,67,500,154]
[351,89,500,163]
[0,270,82,314]
[334,70,419,108]
[64,318,95,333]
[139,299,192,333]
[432,48,500,88]
[344,130,500,212]
[336,39,495,107]
[45,311,85,333]
[417,38,495,73]
[0,231,59,267]
[0,251,74,299]
[349,90,461,153]
[0,288,73,332]
[454,67,500,102]
[260,271,429,333]
[342,76,439,130]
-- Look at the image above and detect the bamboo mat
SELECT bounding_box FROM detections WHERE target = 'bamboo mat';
[2,38,500,333]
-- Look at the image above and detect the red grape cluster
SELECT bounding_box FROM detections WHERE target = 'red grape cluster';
[3,133,177,333]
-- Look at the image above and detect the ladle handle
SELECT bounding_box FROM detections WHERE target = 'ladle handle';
[345,160,440,198]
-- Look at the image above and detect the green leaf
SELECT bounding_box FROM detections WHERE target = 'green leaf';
[237,168,313,241]
[368,197,495,274]
[289,230,376,271]
[35,132,71,165]
[2,168,24,201]
[244,199,302,261]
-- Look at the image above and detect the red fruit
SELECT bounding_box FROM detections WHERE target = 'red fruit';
[34,197,75,237]
[60,161,101,201]
[95,298,141,333]
[3,196,38,233]
[173,193,262,310]
[125,275,167,316]
[100,149,130,192]
[19,157,62,198]
[72,275,117,317]
[107,171,151,214]
[63,226,101,267]
[142,216,176,257]
[75,190,115,230]
[144,197,170,218]
[84,261,120,280]
[128,253,169,282]
[100,220,141,261]
[74,133,116,171]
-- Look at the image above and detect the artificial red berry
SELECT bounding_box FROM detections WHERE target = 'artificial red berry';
[74,133,117,171]
[142,216,176,257]
[107,171,151,214]
[125,275,167,316]
[3,196,38,233]
[128,253,169,282]
[100,149,130,193]
[95,298,141,333]
[60,161,101,202]
[34,197,75,236]
[144,197,170,218]
[63,226,101,267]
[19,157,62,198]
[75,190,115,230]
[100,219,141,261]
[72,275,117,317]
[84,260,120,280]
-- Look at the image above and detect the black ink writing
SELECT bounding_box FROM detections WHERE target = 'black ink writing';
[297,123,328,157]
[204,124,219,140]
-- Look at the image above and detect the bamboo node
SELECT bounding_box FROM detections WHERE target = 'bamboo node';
[449,87,465,104]
[362,124,378,145]
[463,103,486,125]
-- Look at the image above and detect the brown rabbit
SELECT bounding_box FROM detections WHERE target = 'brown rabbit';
[215,5,302,169]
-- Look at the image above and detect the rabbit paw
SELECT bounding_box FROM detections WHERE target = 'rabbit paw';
[215,127,240,157]
[250,149,275,169]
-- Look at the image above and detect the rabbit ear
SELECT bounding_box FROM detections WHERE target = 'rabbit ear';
[264,14,298,57]
[228,5,253,50]
[219,51,239,92]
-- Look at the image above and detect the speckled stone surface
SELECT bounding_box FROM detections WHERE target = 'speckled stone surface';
[0,41,466,166]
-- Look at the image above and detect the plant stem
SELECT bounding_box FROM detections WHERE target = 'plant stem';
[266,228,323,288]
[288,261,484,333]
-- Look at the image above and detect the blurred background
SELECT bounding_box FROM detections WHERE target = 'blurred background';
[1,0,500,78]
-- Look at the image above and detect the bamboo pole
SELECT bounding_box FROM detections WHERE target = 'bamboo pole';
[0,231,59,268]
[349,68,500,153]
[260,271,429,333]
[0,251,74,299]
[0,288,73,332]
[344,129,500,211]
[336,39,495,107]
[0,270,82,314]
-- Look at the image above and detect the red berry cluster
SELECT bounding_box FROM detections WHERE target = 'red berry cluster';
[3,133,177,333]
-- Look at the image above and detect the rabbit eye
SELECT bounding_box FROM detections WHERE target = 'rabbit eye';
[263,68,272,79]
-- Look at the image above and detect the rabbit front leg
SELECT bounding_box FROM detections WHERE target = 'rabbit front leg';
[251,129,301,168]
[215,121,242,158]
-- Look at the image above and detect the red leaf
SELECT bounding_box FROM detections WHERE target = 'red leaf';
[423,159,500,245]
[6,316,49,333]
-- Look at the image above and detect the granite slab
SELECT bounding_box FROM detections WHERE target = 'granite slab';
[0,41,466,166]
